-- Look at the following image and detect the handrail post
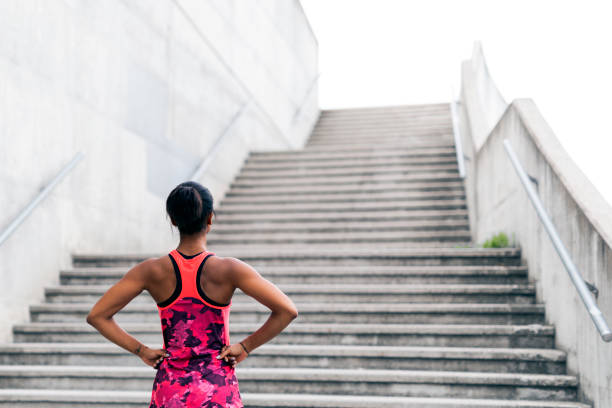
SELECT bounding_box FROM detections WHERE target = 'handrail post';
[503,139,612,342]
[0,152,85,247]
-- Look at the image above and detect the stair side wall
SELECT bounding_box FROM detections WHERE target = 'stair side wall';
[0,0,319,342]
[460,85,612,407]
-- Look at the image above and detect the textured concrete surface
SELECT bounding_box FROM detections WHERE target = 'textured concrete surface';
[459,49,612,407]
[0,0,318,341]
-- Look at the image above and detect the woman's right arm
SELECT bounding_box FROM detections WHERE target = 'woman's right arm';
[218,257,298,362]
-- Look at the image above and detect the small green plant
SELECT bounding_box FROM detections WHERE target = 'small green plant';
[482,232,509,248]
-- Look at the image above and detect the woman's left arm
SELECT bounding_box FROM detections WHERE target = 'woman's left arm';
[86,258,168,368]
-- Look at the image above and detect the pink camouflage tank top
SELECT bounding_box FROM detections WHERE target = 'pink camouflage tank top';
[149,249,243,408]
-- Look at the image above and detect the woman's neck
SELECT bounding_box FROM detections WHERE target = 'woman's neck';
[176,233,208,255]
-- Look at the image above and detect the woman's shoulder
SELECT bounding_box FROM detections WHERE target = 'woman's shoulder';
[205,255,258,283]
[208,255,260,280]
[134,255,173,281]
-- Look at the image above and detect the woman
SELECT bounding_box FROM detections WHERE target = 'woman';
[86,181,299,407]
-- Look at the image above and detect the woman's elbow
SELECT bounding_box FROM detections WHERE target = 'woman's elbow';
[274,306,298,320]
[86,310,103,327]
[288,306,298,319]
[86,313,95,326]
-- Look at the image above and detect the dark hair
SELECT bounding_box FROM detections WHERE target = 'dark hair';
[166,181,215,235]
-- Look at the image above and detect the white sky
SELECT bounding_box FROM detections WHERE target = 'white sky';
[301,0,612,207]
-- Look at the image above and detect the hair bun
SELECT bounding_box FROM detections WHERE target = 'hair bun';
[166,182,214,235]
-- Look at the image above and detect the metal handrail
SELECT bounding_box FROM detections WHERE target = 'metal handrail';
[503,139,612,342]
[450,98,466,179]
[0,152,85,247]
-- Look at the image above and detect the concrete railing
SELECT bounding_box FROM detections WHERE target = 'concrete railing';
[457,42,612,406]
[459,42,508,152]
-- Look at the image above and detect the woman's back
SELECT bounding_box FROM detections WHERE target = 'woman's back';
[86,181,297,408]
[149,249,242,407]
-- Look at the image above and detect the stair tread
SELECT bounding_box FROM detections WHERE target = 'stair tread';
[73,247,520,259]
[0,344,565,360]
[0,389,591,407]
[46,283,536,294]
[198,212,470,223]
[30,302,545,312]
[13,322,554,335]
[0,366,575,385]
[248,146,457,160]
[61,265,527,274]
[231,172,462,186]
[215,200,467,212]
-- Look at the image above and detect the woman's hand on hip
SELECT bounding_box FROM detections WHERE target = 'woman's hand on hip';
[217,344,247,367]
[138,345,169,369]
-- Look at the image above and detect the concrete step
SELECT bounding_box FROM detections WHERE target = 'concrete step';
[312,119,451,127]
[311,123,452,133]
[13,323,555,348]
[43,284,536,305]
[304,138,455,150]
[307,133,453,143]
[220,190,466,206]
[61,265,529,286]
[252,143,454,157]
[208,219,470,234]
[0,344,565,372]
[236,164,459,180]
[162,241,475,251]
[215,198,466,215]
[0,345,566,373]
[246,146,457,163]
[314,117,452,126]
[207,230,472,245]
[202,209,469,225]
[72,247,522,267]
[318,104,450,118]
[307,133,453,144]
[226,182,466,198]
[29,302,545,324]
[315,114,451,125]
[242,154,458,171]
[308,131,452,141]
[220,195,468,211]
[0,366,577,400]
[249,142,455,161]
[315,111,450,122]
[230,171,462,188]
[0,389,591,408]
[315,117,452,127]
[72,247,521,267]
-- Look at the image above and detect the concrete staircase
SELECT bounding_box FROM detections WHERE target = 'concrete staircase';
[0,104,589,407]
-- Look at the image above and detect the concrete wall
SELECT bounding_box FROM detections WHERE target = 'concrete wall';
[458,47,612,407]
[0,0,319,342]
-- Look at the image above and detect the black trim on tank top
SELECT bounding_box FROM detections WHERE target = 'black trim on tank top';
[196,254,230,307]
[157,254,183,307]
[176,250,204,259]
